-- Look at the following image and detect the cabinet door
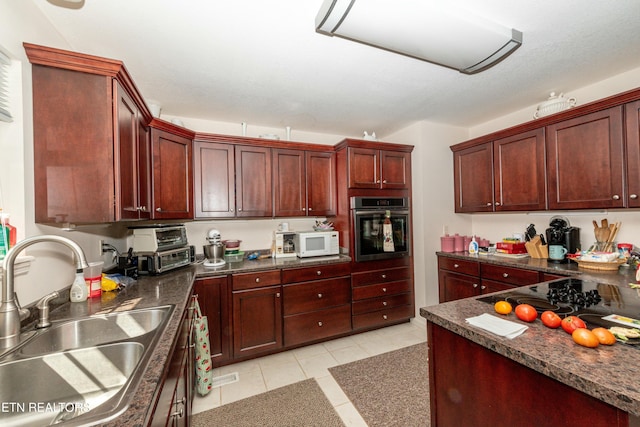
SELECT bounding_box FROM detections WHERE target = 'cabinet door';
[453,143,494,213]
[115,84,139,220]
[494,129,547,211]
[150,128,193,219]
[273,148,306,217]
[438,270,480,302]
[195,277,230,366]
[194,141,235,218]
[232,286,282,358]
[625,100,640,208]
[546,107,624,209]
[236,145,273,217]
[306,151,336,216]
[380,150,410,189]
[348,147,380,188]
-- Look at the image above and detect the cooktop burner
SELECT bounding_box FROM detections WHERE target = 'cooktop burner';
[478,277,640,347]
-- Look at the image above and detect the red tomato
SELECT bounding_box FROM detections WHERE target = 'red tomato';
[540,311,562,328]
[514,304,537,322]
[561,315,586,334]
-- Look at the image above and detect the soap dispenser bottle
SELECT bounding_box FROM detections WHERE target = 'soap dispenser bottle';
[70,269,88,302]
[468,236,479,254]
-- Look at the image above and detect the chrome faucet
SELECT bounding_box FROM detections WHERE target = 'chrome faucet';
[0,235,89,349]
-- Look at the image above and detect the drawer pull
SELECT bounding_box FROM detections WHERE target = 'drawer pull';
[276,292,281,298]
[381,274,387,279]
[502,273,509,278]
[481,285,486,290]
[613,194,620,200]
[171,408,184,418]
[255,277,260,283]
[382,301,387,306]
[382,287,387,292]
[317,270,322,276]
[383,315,388,320]
[317,293,323,299]
[472,283,478,288]
[318,321,323,327]
[631,194,638,199]
[454,263,459,268]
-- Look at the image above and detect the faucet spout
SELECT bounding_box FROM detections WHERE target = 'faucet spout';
[0,235,89,349]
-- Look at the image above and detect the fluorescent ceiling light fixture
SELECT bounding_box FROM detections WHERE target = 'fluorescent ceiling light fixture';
[315,0,522,74]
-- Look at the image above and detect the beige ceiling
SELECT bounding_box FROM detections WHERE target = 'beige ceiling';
[34,0,640,137]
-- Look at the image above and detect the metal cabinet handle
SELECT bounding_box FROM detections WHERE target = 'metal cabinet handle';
[472,283,478,288]
[308,207,313,211]
[382,287,387,292]
[383,315,388,320]
[229,209,234,212]
[631,194,638,200]
[238,208,242,212]
[613,195,620,200]
[453,264,459,268]
[382,180,387,184]
[502,273,509,278]
[317,270,322,276]
[382,301,387,306]
[318,321,323,327]
[171,408,184,418]
[301,208,306,211]
[481,285,486,290]
[156,207,162,212]
[276,292,280,298]
[381,274,387,279]
[255,277,260,283]
[495,202,501,206]
[317,293,323,298]
[486,202,492,206]
[376,180,381,184]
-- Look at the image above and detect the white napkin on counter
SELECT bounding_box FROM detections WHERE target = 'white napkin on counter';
[465,313,528,339]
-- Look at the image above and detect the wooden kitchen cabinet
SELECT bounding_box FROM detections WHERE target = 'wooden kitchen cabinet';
[453,142,494,213]
[195,276,230,367]
[480,263,540,294]
[149,123,194,219]
[546,106,625,210]
[493,128,547,211]
[231,271,282,358]
[347,146,410,189]
[437,257,481,302]
[282,263,351,346]
[273,149,336,217]
[351,264,413,330]
[194,140,272,218]
[625,100,640,208]
[149,295,196,427]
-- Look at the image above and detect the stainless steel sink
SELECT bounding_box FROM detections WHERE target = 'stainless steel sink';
[19,306,171,356]
[0,305,174,426]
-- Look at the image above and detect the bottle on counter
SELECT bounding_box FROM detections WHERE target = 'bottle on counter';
[70,269,88,302]
[468,236,479,254]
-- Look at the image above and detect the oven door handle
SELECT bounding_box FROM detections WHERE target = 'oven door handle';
[354,209,410,216]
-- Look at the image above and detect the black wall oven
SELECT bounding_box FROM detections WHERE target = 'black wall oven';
[351,197,411,262]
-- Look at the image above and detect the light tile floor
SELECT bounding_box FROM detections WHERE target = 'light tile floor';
[192,319,427,426]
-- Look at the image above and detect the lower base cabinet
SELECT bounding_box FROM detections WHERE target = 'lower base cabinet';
[195,276,231,366]
[149,294,196,427]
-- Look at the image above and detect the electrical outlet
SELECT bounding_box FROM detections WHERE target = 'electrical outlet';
[98,239,104,254]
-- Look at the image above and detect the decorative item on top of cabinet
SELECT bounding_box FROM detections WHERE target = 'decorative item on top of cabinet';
[282,263,351,346]
[546,106,625,210]
[149,120,194,219]
[231,270,282,359]
[351,264,413,329]
[194,276,230,367]
[625,100,640,208]
[273,148,336,217]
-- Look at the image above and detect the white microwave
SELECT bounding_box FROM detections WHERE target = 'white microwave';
[294,231,339,258]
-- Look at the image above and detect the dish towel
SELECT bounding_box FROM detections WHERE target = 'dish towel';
[193,298,213,396]
[465,313,528,339]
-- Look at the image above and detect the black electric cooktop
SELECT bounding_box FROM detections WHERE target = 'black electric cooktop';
[479,278,640,346]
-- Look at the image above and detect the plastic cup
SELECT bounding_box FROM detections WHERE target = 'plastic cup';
[84,261,104,298]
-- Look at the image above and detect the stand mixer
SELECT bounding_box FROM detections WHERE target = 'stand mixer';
[203,229,226,268]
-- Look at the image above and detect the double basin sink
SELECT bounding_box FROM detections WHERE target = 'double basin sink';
[0,305,174,426]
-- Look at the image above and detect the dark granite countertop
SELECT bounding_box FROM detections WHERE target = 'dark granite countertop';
[423,253,640,416]
[21,254,351,426]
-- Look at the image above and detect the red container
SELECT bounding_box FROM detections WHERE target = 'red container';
[496,242,527,254]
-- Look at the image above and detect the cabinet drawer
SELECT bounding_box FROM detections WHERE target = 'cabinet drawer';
[283,277,351,315]
[232,270,281,291]
[352,280,411,301]
[282,263,351,284]
[481,264,539,286]
[438,257,479,276]
[352,304,413,330]
[352,293,412,315]
[284,305,351,347]
[352,267,410,287]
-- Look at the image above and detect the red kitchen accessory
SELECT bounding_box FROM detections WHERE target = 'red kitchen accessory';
[496,241,527,254]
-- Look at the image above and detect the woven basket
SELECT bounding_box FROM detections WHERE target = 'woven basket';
[576,258,625,271]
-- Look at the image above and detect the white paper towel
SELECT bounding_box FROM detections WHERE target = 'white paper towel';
[465,313,528,339]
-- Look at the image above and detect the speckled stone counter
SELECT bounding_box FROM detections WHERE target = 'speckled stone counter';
[420,276,640,417]
[18,254,351,426]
